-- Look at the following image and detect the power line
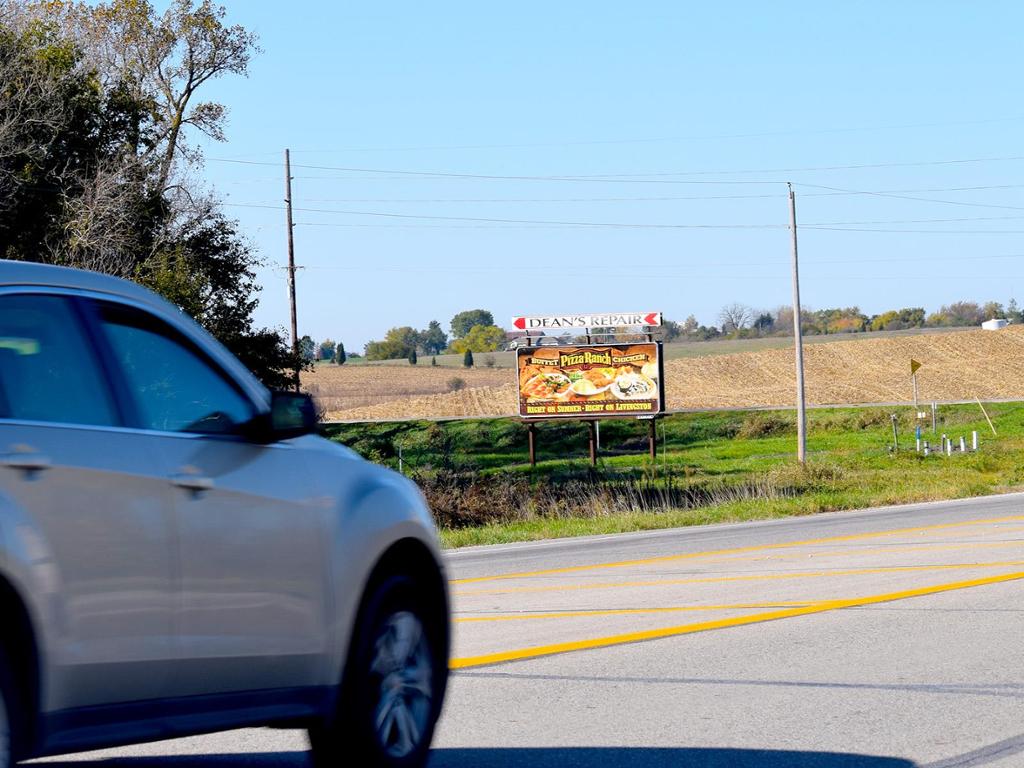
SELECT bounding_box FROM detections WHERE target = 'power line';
[795,182,1024,211]
[208,154,1024,182]
[226,183,1024,205]
[209,157,789,184]
[212,115,1024,155]
[223,201,1024,230]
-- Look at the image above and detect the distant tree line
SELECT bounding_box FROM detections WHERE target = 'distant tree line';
[652,298,1022,342]
[362,309,506,361]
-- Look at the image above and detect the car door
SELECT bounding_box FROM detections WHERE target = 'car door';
[0,291,175,710]
[92,300,332,698]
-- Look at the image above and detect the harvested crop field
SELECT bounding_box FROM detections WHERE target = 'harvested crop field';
[302,365,509,414]
[316,327,1024,421]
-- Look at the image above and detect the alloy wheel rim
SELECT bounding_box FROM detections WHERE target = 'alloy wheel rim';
[371,610,433,758]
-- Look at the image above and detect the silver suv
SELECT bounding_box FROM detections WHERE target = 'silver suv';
[0,261,449,768]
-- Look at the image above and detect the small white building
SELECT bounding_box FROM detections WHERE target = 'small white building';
[982,318,1010,331]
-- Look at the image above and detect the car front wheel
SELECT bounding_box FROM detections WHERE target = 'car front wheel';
[310,573,447,768]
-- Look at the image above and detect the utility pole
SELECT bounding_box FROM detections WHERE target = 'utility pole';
[788,182,807,463]
[284,148,299,390]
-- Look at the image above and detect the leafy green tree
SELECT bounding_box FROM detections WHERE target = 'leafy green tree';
[449,324,505,353]
[319,338,336,361]
[430,356,437,366]
[0,3,302,389]
[870,308,925,331]
[752,313,774,335]
[1008,298,1022,323]
[463,349,474,368]
[364,326,419,360]
[419,320,448,354]
[408,348,417,365]
[299,335,316,361]
[450,309,494,339]
[335,342,346,364]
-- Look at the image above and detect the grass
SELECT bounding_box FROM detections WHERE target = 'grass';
[322,400,1024,549]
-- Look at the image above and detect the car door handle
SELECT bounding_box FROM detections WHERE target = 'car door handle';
[2,448,52,472]
[171,472,214,493]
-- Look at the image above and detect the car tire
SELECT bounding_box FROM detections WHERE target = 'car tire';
[310,573,447,768]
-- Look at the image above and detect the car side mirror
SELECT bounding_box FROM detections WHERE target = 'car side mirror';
[245,391,318,443]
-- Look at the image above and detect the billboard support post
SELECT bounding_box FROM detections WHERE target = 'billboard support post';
[528,423,537,468]
[588,421,597,467]
[648,418,657,462]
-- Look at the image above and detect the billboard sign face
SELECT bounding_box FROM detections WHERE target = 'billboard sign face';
[517,343,664,419]
[511,312,662,331]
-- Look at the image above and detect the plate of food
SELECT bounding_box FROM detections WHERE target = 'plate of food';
[567,366,617,396]
[610,371,657,400]
[522,371,572,400]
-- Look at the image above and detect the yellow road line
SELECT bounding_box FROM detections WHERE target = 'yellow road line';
[450,515,1024,585]
[455,601,815,623]
[450,569,1024,669]
[695,538,1024,567]
[454,559,1024,596]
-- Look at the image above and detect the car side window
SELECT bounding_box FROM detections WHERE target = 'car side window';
[98,303,255,435]
[0,294,118,427]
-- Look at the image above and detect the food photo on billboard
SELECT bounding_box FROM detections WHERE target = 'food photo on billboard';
[517,342,664,419]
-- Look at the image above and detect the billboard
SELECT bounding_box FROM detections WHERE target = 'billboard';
[517,343,664,419]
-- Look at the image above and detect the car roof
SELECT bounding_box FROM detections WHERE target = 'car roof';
[0,259,169,311]
[0,260,270,404]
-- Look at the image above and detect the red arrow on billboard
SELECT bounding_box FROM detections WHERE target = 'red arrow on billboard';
[513,317,527,330]
[644,312,660,325]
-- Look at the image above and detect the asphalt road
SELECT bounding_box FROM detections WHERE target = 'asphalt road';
[34,493,1024,768]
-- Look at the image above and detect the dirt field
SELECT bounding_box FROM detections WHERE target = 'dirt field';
[302,365,510,415]
[315,326,1024,421]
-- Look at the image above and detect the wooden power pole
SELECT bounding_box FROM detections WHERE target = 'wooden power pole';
[788,182,807,463]
[284,148,299,389]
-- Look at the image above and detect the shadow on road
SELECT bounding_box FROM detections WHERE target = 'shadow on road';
[33,747,919,768]
[429,747,918,767]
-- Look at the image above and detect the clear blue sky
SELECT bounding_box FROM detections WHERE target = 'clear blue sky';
[187,1,1024,351]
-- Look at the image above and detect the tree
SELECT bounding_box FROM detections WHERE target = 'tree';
[660,320,682,342]
[408,348,417,365]
[34,0,260,193]
[1008,298,1022,323]
[752,313,775,335]
[450,309,494,339]
[927,301,983,327]
[463,349,474,368]
[718,303,752,334]
[0,4,302,389]
[982,301,1005,320]
[870,307,925,332]
[335,342,346,365]
[298,335,316,362]
[682,315,699,335]
[319,338,336,361]
[448,324,505,353]
[419,320,447,355]
[364,326,419,360]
